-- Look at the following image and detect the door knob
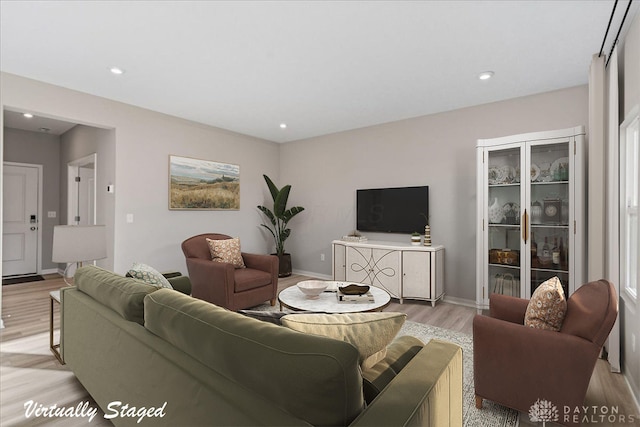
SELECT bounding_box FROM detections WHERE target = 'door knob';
[30,226,37,231]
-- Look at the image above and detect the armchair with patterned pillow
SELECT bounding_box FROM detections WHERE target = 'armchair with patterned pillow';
[181,233,278,311]
[473,278,618,426]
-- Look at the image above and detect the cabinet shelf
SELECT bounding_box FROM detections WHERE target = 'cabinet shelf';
[531,181,569,185]
[531,266,569,274]
[488,183,521,188]
[531,224,569,229]
[488,263,521,270]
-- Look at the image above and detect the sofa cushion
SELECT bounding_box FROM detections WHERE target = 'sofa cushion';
[280,312,407,369]
[127,262,173,289]
[525,276,567,331]
[206,237,245,268]
[361,335,424,403]
[74,265,158,325]
[144,289,365,426]
[233,268,272,292]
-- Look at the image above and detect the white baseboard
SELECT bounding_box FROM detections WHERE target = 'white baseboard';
[40,268,59,275]
[291,269,331,280]
[442,295,477,308]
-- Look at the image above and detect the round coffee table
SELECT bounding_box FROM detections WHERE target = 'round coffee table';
[278,281,391,313]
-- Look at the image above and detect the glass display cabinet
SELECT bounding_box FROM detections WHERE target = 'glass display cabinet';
[476,127,585,310]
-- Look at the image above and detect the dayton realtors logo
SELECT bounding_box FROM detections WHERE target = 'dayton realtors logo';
[529,399,559,426]
[529,399,639,425]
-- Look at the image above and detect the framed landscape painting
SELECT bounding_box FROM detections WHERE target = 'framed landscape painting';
[169,155,240,210]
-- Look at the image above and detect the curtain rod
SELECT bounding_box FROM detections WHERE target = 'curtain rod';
[606,0,634,67]
[599,0,618,57]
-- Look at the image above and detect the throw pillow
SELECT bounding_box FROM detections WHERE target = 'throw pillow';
[524,276,567,331]
[280,312,406,369]
[206,237,246,268]
[127,262,173,289]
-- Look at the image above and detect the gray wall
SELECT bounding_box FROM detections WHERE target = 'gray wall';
[60,125,116,270]
[280,85,589,303]
[3,127,61,271]
[0,72,281,277]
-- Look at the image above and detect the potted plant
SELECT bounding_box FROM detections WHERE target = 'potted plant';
[257,175,305,277]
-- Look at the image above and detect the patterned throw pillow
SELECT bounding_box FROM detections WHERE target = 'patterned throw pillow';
[127,262,173,289]
[524,276,567,331]
[206,237,246,269]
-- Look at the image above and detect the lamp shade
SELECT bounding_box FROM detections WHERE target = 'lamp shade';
[52,225,107,263]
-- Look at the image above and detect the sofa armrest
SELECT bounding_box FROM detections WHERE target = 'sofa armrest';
[185,258,234,305]
[473,314,600,412]
[167,275,192,295]
[489,293,529,324]
[352,339,462,427]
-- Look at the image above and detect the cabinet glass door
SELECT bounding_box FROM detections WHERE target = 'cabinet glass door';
[487,147,522,298]
[529,142,570,297]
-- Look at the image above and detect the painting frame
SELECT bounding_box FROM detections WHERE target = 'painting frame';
[169,155,240,210]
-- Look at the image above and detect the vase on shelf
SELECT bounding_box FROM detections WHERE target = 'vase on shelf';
[424,225,432,246]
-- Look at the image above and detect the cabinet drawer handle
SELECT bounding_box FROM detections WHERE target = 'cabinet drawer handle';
[522,209,528,243]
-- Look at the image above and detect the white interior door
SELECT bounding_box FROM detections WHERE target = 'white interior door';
[2,163,39,276]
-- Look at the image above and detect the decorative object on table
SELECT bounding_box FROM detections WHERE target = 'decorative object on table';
[52,225,107,286]
[342,231,368,242]
[338,283,370,295]
[410,232,421,245]
[530,200,543,224]
[337,290,375,303]
[169,155,240,210]
[297,280,328,299]
[502,202,519,225]
[543,198,561,224]
[420,213,432,246]
[257,175,305,277]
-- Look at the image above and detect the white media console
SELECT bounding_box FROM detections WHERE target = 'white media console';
[331,240,445,306]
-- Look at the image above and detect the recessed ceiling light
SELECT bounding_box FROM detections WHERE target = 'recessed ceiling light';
[478,71,494,80]
[280,123,287,129]
[23,113,33,118]
[109,67,125,75]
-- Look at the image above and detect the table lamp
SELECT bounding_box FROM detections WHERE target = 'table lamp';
[52,225,107,285]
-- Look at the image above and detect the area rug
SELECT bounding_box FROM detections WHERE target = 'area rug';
[248,303,520,426]
[2,274,45,286]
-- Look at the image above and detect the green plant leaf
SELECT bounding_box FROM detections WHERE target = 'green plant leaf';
[273,185,291,218]
[282,206,305,222]
[263,175,280,202]
[257,205,277,226]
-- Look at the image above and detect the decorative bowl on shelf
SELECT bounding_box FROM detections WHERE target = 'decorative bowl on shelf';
[297,280,328,299]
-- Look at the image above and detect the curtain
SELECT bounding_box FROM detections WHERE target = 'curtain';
[606,46,620,373]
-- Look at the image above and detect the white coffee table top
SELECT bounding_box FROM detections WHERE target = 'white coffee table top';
[278,281,391,313]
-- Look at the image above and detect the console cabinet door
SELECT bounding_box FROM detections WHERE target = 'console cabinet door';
[333,243,346,281]
[402,251,431,299]
[346,246,401,298]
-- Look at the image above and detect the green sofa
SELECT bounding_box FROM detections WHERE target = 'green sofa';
[62,266,463,426]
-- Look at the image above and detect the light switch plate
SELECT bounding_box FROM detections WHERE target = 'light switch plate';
[126,213,134,223]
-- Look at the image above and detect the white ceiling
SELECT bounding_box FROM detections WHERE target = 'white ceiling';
[0,1,634,143]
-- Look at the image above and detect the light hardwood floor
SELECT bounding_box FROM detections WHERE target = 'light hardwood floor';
[1,274,638,426]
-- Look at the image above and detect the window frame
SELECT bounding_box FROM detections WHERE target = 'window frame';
[620,106,639,303]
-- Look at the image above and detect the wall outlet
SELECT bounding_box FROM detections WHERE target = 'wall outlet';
[320,253,325,262]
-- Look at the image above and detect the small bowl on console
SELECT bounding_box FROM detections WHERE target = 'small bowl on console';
[297,280,328,299]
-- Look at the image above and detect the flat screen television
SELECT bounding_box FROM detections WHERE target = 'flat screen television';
[356,186,429,234]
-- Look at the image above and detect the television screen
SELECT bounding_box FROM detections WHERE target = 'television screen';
[357,186,429,234]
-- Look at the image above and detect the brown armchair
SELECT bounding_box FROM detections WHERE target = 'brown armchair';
[181,233,278,311]
[473,279,618,426]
